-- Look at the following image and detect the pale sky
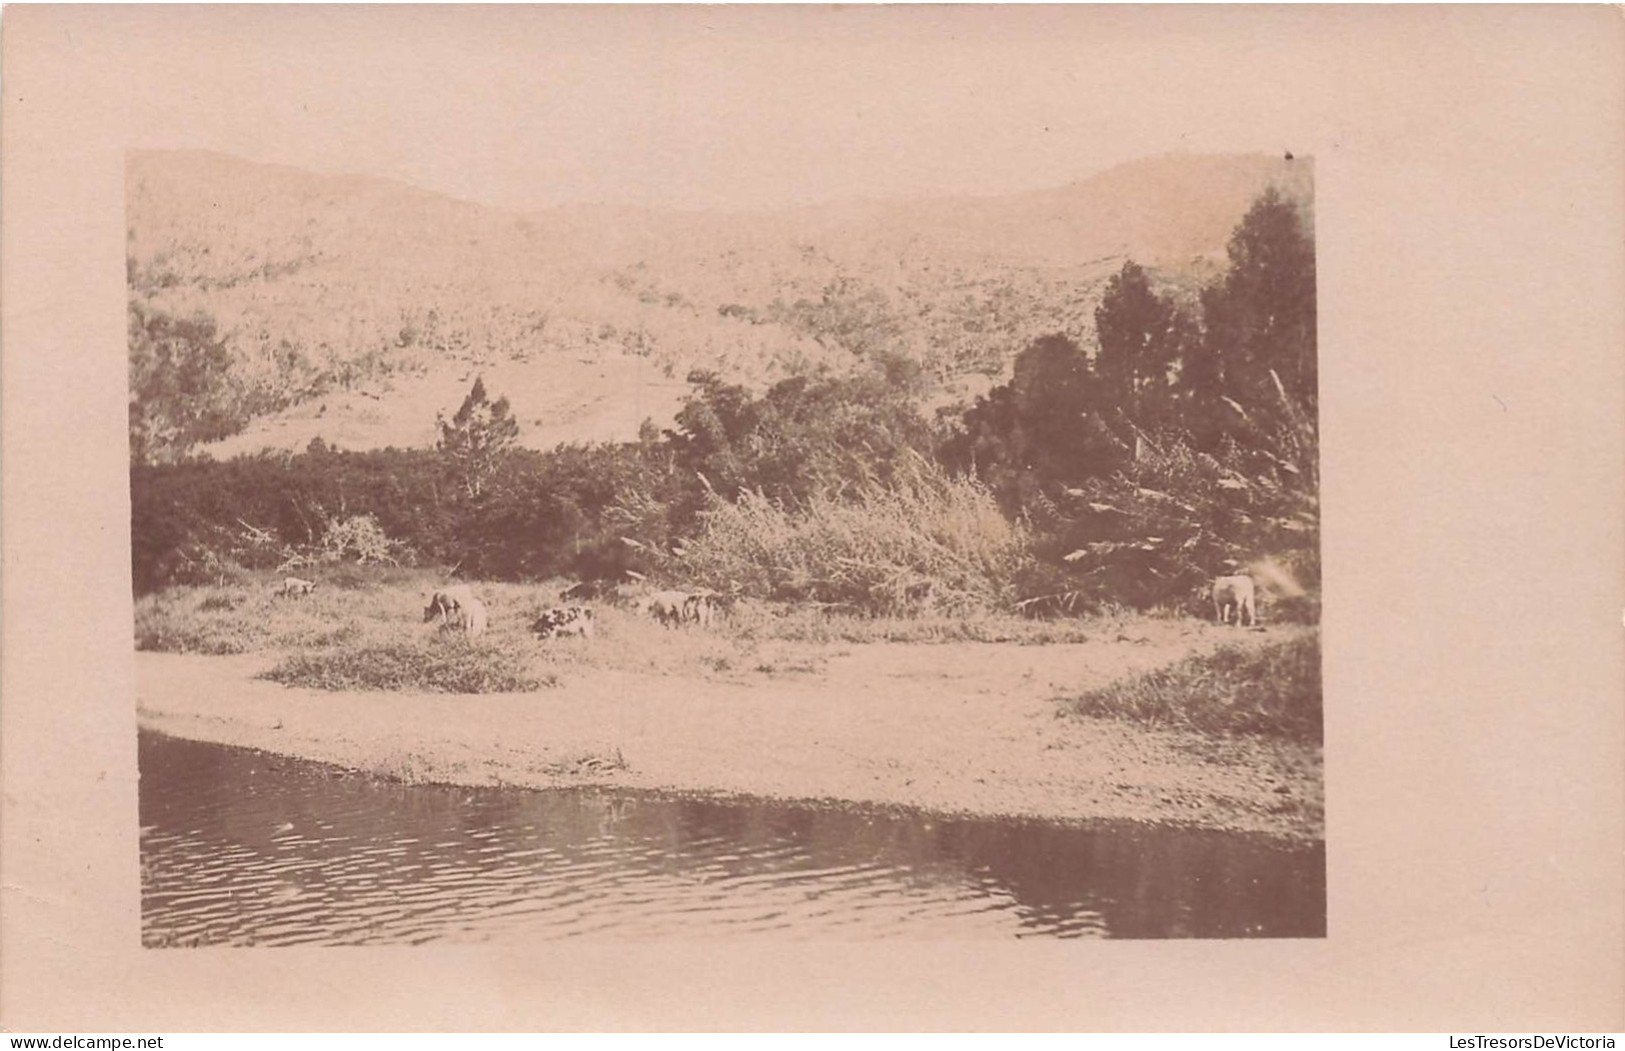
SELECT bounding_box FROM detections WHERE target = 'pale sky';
[84,4,1366,213]
[29,4,1608,215]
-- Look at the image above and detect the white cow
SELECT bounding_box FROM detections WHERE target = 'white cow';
[278,576,317,597]
[451,596,488,637]
[1211,574,1258,627]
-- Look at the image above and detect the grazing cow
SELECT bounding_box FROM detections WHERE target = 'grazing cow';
[424,584,477,625]
[278,577,317,597]
[644,590,692,627]
[450,596,488,637]
[699,589,744,625]
[532,605,596,639]
[1211,574,1258,627]
[682,591,718,629]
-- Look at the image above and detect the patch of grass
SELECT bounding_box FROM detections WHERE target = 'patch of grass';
[680,453,1031,616]
[196,592,243,613]
[753,654,827,676]
[261,635,554,694]
[315,562,425,591]
[1059,631,1322,743]
[136,587,272,654]
[134,570,487,655]
[725,602,1103,645]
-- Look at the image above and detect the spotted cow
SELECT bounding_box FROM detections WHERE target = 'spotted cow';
[642,590,692,628]
[682,591,719,629]
[532,605,595,640]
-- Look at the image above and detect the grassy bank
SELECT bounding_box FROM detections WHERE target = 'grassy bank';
[1057,631,1322,743]
[136,635,1324,840]
[264,636,555,694]
[133,569,1196,692]
[134,572,1323,838]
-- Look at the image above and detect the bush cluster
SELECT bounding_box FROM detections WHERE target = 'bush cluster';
[680,454,1028,614]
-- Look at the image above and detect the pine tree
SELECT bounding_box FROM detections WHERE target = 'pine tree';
[1200,187,1318,413]
[1094,260,1183,425]
[436,376,519,498]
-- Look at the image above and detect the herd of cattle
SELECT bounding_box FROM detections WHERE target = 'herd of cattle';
[271,572,1262,633]
[273,575,734,640]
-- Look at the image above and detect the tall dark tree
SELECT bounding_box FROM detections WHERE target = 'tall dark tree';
[666,371,762,502]
[945,334,1129,511]
[1179,282,1238,445]
[436,376,519,499]
[1093,261,1182,423]
[1197,187,1317,415]
[1007,334,1103,477]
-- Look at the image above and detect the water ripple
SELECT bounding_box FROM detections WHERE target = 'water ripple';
[140,732,1324,945]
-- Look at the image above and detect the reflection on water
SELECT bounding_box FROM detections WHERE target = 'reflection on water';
[139,732,1324,945]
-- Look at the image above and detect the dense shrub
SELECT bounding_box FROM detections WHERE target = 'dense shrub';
[1039,422,1318,611]
[129,441,682,594]
[130,448,455,593]
[667,369,934,510]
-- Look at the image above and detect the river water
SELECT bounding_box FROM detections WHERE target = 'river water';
[139,731,1324,944]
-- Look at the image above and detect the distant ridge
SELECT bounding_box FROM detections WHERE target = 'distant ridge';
[126,149,1311,458]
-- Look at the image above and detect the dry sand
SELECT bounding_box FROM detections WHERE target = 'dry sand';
[136,625,1323,842]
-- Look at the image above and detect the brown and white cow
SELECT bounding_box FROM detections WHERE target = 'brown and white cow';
[532,605,595,639]
[423,583,477,625]
[682,591,719,629]
[642,590,692,627]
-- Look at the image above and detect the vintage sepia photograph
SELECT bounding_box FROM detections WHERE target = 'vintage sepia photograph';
[125,11,1322,946]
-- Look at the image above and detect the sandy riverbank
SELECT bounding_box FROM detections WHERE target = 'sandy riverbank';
[135,625,1323,842]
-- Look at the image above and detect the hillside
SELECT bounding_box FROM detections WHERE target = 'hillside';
[126,149,1312,461]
